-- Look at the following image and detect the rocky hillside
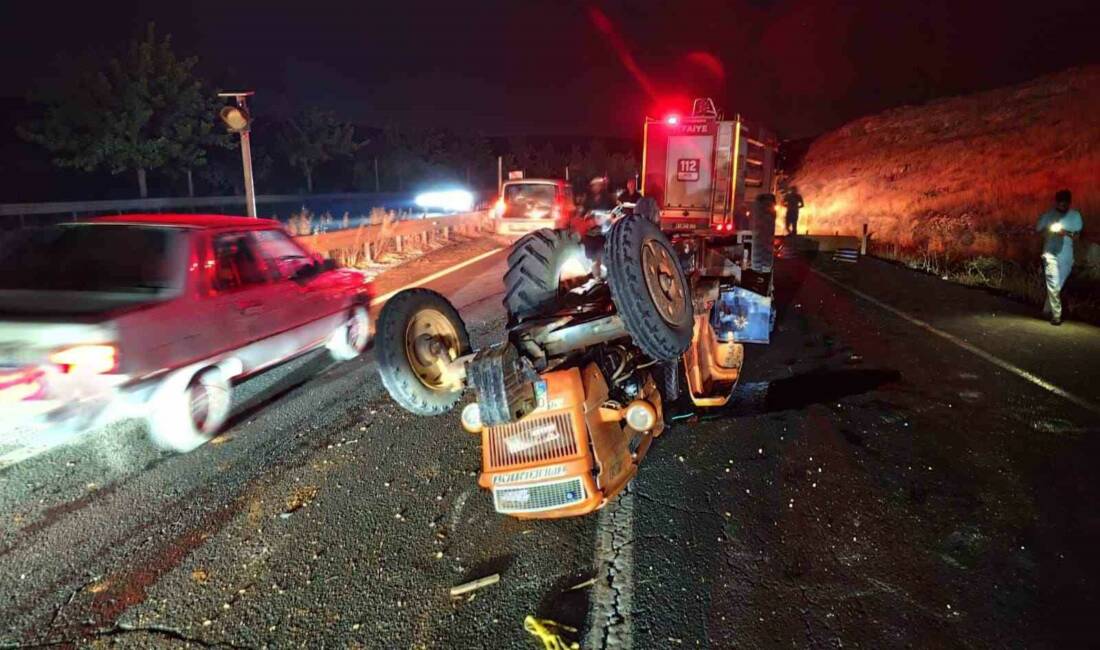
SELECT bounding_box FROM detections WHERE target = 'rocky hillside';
[789,66,1099,264]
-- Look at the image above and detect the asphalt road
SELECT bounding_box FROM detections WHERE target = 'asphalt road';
[2,245,1098,649]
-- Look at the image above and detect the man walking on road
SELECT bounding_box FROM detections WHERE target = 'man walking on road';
[1035,189,1083,325]
[783,186,804,235]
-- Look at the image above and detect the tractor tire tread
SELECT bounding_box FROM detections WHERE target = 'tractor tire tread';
[503,228,583,323]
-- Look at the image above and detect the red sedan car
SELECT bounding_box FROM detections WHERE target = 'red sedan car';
[0,214,373,451]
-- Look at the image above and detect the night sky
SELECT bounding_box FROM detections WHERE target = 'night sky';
[1,0,1097,139]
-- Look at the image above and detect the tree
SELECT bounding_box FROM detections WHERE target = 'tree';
[19,24,228,198]
[278,107,361,193]
[168,104,236,197]
[452,133,494,187]
[380,125,425,192]
[536,142,562,178]
[198,143,272,195]
[585,139,609,180]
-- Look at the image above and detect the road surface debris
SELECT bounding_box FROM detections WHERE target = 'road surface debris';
[524,615,580,650]
[449,573,500,597]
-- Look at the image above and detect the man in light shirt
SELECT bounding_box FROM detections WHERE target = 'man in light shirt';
[1035,189,1084,325]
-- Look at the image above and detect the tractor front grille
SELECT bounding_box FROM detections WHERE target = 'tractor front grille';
[486,412,578,470]
[493,477,587,514]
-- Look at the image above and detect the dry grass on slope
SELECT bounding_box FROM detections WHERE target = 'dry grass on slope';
[790,66,1100,321]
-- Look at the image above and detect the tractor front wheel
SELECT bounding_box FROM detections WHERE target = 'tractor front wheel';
[606,216,693,362]
[376,289,471,415]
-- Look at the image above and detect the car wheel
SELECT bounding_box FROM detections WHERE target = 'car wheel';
[606,215,693,362]
[147,367,232,452]
[328,304,371,361]
[376,289,471,415]
[503,228,587,324]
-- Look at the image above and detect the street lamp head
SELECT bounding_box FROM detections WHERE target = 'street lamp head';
[219,105,251,133]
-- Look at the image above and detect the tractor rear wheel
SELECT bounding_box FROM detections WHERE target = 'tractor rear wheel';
[503,228,586,324]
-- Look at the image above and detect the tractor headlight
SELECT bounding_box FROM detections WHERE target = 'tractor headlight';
[461,402,483,433]
[624,400,657,431]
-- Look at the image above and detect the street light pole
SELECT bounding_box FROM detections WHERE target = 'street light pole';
[218,91,257,218]
[238,99,256,218]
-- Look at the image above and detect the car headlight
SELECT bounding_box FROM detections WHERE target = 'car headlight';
[415,189,474,212]
[49,344,118,374]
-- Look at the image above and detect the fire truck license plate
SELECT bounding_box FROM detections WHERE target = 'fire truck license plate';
[676,158,700,181]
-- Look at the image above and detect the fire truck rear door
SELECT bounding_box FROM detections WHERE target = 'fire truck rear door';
[664,133,713,211]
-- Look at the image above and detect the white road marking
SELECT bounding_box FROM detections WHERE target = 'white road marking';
[810,266,1100,415]
[449,488,472,533]
[0,445,47,469]
[0,423,96,469]
[370,247,506,306]
[586,489,635,650]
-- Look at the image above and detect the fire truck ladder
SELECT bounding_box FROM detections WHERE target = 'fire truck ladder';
[710,119,739,223]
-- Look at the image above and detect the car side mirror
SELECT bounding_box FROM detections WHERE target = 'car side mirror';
[321,258,338,271]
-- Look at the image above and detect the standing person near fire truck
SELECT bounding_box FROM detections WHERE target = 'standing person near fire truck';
[583,176,616,214]
[568,176,618,234]
[618,177,643,204]
[1035,189,1083,325]
[782,186,804,235]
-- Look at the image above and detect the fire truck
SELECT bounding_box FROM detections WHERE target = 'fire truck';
[374,100,779,518]
[644,98,778,234]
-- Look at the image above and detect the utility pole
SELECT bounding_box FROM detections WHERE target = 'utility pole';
[374,156,380,192]
[497,156,503,195]
[218,91,257,217]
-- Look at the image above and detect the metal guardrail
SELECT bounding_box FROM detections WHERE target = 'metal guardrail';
[297,211,492,264]
[0,192,411,218]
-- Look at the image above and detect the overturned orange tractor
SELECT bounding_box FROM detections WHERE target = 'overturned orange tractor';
[376,100,778,518]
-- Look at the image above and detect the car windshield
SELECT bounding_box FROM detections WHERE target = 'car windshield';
[503,183,557,219]
[504,184,556,207]
[0,225,185,293]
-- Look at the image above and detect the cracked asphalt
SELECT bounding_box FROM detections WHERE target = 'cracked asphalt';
[2,241,1098,648]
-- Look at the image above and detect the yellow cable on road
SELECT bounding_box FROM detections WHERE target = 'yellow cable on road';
[524,615,580,649]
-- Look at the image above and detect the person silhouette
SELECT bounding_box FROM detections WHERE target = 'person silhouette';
[782,186,804,235]
[1035,189,1084,325]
